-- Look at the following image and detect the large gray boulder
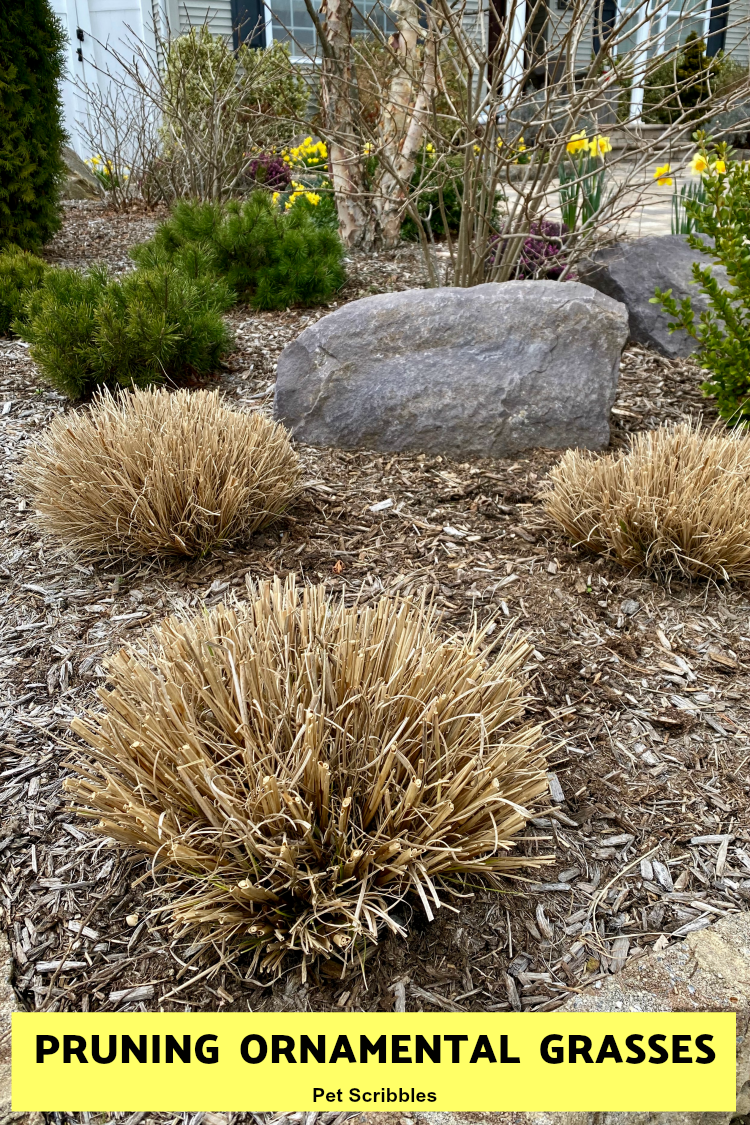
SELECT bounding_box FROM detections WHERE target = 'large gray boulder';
[274,282,628,459]
[61,145,104,201]
[579,234,728,358]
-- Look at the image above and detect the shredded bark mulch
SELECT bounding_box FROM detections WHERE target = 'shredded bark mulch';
[1,201,749,1028]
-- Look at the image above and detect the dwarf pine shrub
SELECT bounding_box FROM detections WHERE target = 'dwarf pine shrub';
[19,387,300,560]
[0,0,67,249]
[17,262,233,398]
[66,574,550,972]
[131,193,346,310]
[0,245,49,335]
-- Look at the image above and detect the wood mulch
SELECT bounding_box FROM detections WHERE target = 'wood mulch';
[1,201,749,1028]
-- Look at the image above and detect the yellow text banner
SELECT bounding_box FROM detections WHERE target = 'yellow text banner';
[12,1011,735,1112]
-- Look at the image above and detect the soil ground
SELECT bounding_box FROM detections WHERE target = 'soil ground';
[1,201,750,1037]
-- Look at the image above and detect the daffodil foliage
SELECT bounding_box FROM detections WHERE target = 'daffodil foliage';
[558,130,612,231]
[653,140,750,423]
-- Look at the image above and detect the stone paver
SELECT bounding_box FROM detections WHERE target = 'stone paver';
[0,932,14,1120]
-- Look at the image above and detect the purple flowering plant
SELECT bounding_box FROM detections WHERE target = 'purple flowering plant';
[490,220,572,280]
[247,152,293,191]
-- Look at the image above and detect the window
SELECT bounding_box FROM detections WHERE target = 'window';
[613,0,712,57]
[649,0,711,56]
[268,0,395,54]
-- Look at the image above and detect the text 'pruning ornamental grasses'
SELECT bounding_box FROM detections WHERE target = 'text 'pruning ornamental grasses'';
[18,387,300,561]
[66,575,551,974]
[543,422,750,583]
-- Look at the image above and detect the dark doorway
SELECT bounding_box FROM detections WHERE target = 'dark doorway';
[488,0,508,87]
[232,0,266,48]
[592,0,617,56]
[706,0,729,55]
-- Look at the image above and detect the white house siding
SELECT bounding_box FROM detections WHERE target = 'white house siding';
[52,0,161,156]
[724,0,750,64]
[174,0,234,38]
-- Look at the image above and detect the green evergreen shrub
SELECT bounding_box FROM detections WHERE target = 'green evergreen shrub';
[0,245,49,334]
[132,192,346,310]
[401,153,463,241]
[653,145,750,423]
[643,33,713,124]
[17,263,233,399]
[0,0,67,249]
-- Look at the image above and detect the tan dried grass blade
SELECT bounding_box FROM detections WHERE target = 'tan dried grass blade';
[18,386,300,560]
[542,420,750,582]
[66,576,551,972]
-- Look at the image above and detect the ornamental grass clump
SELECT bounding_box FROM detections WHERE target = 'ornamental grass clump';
[18,387,300,561]
[67,575,550,973]
[543,422,750,582]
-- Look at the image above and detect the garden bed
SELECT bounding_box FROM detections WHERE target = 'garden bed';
[1,202,749,1023]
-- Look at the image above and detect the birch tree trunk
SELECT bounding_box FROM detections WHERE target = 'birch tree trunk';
[314,0,436,250]
[317,0,371,248]
[374,0,438,247]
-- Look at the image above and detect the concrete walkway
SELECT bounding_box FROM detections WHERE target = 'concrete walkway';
[505,160,702,239]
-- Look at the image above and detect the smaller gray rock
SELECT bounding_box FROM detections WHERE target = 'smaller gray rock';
[579,234,728,358]
[527,911,750,1125]
[620,598,640,616]
[61,145,104,201]
[0,932,13,1117]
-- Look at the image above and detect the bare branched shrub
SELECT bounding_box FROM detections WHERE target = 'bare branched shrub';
[543,422,750,581]
[18,387,300,561]
[77,29,308,206]
[280,0,750,275]
[67,575,550,973]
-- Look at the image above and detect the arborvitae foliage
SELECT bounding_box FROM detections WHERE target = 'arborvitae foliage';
[0,245,49,334]
[644,33,713,124]
[131,193,346,310]
[0,0,67,249]
[676,33,712,115]
[16,263,233,399]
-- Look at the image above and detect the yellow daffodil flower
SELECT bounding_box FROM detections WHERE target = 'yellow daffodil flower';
[654,163,673,186]
[363,141,373,155]
[305,192,321,205]
[690,152,709,175]
[715,158,726,174]
[588,134,612,157]
[473,144,481,154]
[517,137,526,151]
[567,130,588,154]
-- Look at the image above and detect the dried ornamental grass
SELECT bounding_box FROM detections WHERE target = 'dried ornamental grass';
[18,386,300,561]
[543,422,750,581]
[67,575,550,974]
